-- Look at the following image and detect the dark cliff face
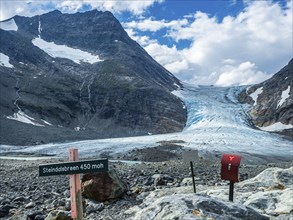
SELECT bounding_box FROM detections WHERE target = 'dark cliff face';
[239,59,293,129]
[0,10,186,145]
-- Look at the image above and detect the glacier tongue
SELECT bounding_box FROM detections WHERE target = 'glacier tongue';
[173,85,252,131]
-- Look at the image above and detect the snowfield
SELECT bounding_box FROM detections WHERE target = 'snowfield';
[0,52,14,68]
[0,19,18,31]
[0,84,292,164]
[32,37,103,64]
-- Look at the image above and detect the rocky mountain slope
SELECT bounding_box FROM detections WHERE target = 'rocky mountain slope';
[0,10,186,145]
[239,59,293,134]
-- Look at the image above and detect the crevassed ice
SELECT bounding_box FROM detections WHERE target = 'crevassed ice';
[0,19,18,31]
[0,52,14,68]
[32,37,103,64]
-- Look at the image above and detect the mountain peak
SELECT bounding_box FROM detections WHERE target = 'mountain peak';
[0,10,186,145]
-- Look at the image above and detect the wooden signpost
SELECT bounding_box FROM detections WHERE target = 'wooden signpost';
[183,150,199,193]
[39,149,108,220]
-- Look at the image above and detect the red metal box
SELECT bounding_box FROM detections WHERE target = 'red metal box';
[221,154,241,182]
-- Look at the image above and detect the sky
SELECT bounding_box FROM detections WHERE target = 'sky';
[0,0,292,86]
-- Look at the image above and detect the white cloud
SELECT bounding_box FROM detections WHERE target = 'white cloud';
[0,1,50,21]
[215,61,272,86]
[0,0,165,21]
[127,0,292,86]
[123,17,188,32]
[56,1,84,13]
[125,29,158,46]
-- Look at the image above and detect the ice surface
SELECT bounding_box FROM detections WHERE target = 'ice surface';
[0,52,14,68]
[278,86,290,108]
[0,19,18,31]
[32,37,103,64]
[1,84,292,163]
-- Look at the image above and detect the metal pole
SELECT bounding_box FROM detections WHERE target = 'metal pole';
[190,161,196,193]
[69,149,84,220]
[229,181,234,202]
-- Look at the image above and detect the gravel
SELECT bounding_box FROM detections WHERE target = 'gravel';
[0,154,292,220]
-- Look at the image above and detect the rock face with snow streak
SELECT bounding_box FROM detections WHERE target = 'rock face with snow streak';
[0,10,186,145]
[239,59,293,134]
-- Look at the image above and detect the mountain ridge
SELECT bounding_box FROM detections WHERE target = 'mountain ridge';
[238,58,293,134]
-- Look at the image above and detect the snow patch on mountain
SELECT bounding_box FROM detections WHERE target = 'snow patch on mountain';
[258,122,293,132]
[38,20,42,36]
[0,52,14,68]
[249,87,263,105]
[6,111,44,127]
[41,119,53,126]
[0,19,18,31]
[278,86,290,108]
[32,37,103,64]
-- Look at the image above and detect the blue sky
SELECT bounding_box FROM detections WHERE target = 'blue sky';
[1,0,292,86]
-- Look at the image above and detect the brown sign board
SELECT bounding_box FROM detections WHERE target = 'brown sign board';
[183,150,199,162]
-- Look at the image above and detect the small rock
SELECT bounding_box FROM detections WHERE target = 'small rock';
[0,206,10,217]
[35,215,46,220]
[1,204,15,217]
[152,174,165,186]
[13,196,26,202]
[25,201,35,209]
[44,210,71,220]
[143,177,153,186]
[86,200,104,214]
[26,210,45,219]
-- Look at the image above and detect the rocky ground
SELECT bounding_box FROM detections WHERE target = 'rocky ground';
[0,151,292,220]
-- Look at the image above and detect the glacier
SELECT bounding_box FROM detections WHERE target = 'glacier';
[0,84,292,164]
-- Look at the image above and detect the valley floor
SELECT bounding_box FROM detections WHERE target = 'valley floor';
[1,84,292,164]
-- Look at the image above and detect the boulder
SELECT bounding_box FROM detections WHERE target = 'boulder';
[126,192,269,220]
[206,167,293,218]
[152,174,174,186]
[82,169,128,202]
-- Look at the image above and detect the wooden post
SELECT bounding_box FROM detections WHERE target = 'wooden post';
[190,161,196,193]
[69,149,84,220]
